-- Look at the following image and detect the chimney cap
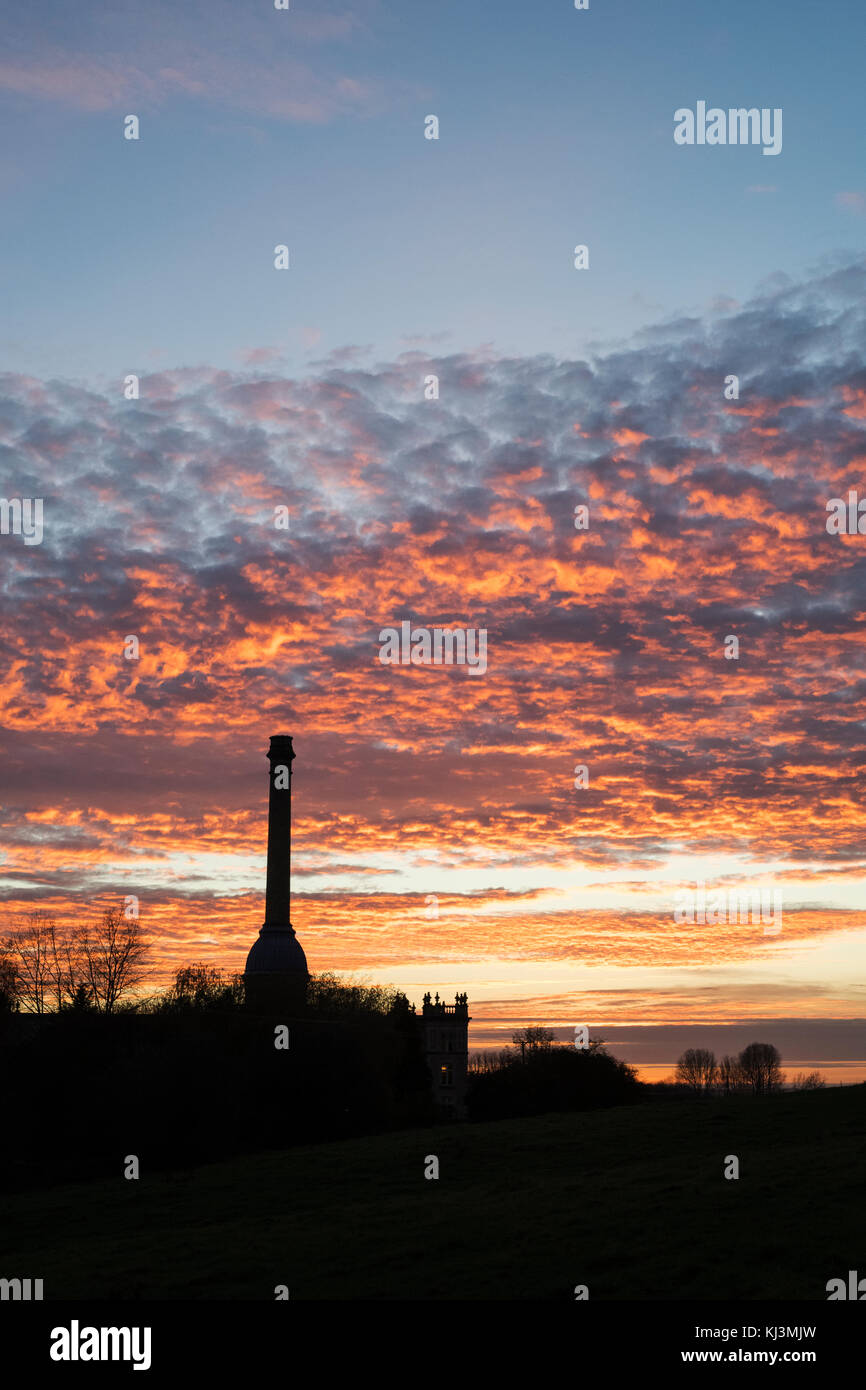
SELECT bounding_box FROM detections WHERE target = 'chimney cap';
[268,733,295,758]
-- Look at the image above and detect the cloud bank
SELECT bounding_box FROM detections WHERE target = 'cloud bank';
[2,258,866,1013]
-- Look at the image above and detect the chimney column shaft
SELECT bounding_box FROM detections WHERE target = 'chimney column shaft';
[264,735,295,927]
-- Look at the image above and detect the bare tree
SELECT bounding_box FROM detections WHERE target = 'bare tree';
[718,1054,744,1095]
[738,1041,783,1095]
[2,912,67,1014]
[469,1048,513,1075]
[46,917,81,1011]
[789,1070,826,1090]
[675,1047,718,1092]
[73,908,150,1014]
[511,1025,557,1060]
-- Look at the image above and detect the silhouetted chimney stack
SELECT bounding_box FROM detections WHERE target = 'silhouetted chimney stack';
[243,733,309,1011]
[264,733,295,927]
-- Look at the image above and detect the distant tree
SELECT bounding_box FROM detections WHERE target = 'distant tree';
[72,909,150,1014]
[718,1054,744,1095]
[467,1042,640,1120]
[168,963,241,1010]
[675,1047,718,1092]
[511,1025,556,1059]
[738,1042,783,1096]
[62,981,95,1013]
[306,971,404,1017]
[469,1049,513,1075]
[790,1070,826,1090]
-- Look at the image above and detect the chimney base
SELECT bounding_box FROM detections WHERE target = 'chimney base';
[243,922,309,1013]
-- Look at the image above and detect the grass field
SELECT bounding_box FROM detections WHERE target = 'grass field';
[3,1085,864,1299]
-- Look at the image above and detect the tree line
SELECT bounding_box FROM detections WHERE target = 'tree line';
[0,925,433,1191]
[467,1025,640,1119]
[0,909,148,1015]
[0,911,423,1021]
[674,1044,825,1094]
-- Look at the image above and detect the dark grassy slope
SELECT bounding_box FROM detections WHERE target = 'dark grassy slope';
[2,1086,863,1300]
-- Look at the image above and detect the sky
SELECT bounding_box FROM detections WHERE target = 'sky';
[1,0,866,1079]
